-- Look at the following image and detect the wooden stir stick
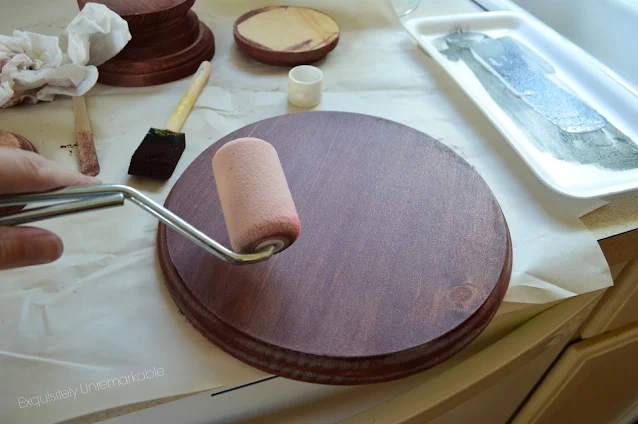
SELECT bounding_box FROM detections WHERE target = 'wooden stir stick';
[72,95,100,176]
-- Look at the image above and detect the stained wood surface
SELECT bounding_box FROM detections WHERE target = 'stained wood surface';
[78,0,214,87]
[158,112,512,384]
[234,6,339,66]
[78,0,194,26]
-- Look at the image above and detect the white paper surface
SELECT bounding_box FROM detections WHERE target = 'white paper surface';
[0,3,130,108]
[0,0,612,422]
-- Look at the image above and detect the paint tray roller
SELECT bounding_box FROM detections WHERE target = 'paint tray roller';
[0,138,301,265]
[212,137,301,254]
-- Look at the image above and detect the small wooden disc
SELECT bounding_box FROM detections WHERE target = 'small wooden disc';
[234,6,340,66]
[158,112,512,384]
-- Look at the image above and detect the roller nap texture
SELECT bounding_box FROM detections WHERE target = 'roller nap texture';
[212,137,300,254]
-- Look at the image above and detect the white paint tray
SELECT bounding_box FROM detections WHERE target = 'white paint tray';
[404,12,638,199]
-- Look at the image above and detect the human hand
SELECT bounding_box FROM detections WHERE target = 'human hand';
[0,147,100,270]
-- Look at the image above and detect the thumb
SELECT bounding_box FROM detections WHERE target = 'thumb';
[0,226,63,271]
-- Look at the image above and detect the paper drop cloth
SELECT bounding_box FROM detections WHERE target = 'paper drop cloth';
[0,0,613,423]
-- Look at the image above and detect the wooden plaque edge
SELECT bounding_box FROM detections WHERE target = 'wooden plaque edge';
[155,112,512,383]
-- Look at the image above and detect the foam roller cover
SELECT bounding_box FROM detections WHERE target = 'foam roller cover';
[212,137,301,254]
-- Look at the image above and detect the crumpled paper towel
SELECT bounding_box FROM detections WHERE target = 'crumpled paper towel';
[0,3,130,108]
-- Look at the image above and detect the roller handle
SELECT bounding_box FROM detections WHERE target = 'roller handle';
[165,61,212,133]
[0,184,275,266]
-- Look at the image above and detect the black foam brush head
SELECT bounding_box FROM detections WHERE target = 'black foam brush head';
[128,128,186,180]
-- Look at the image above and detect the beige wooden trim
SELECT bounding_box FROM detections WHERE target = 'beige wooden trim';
[58,390,209,424]
[599,229,638,266]
[338,291,603,424]
[617,400,638,424]
[581,259,638,338]
[511,321,638,424]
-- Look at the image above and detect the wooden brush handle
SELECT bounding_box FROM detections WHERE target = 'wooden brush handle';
[165,61,212,132]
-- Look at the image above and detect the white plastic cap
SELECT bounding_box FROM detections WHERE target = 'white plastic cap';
[288,65,323,108]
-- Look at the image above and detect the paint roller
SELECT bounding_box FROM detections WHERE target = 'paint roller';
[0,138,300,265]
[212,137,301,254]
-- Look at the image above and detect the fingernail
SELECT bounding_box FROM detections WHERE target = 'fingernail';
[0,227,64,270]
[23,229,63,262]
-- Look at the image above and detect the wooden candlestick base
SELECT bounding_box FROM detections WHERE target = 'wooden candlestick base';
[78,0,215,87]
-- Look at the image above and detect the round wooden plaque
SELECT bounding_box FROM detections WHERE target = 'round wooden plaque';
[78,0,215,87]
[158,112,512,384]
[234,6,340,66]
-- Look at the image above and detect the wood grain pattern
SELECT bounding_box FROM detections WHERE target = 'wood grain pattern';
[234,6,339,66]
[78,0,194,26]
[158,112,512,384]
[117,13,200,59]
[78,0,214,87]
